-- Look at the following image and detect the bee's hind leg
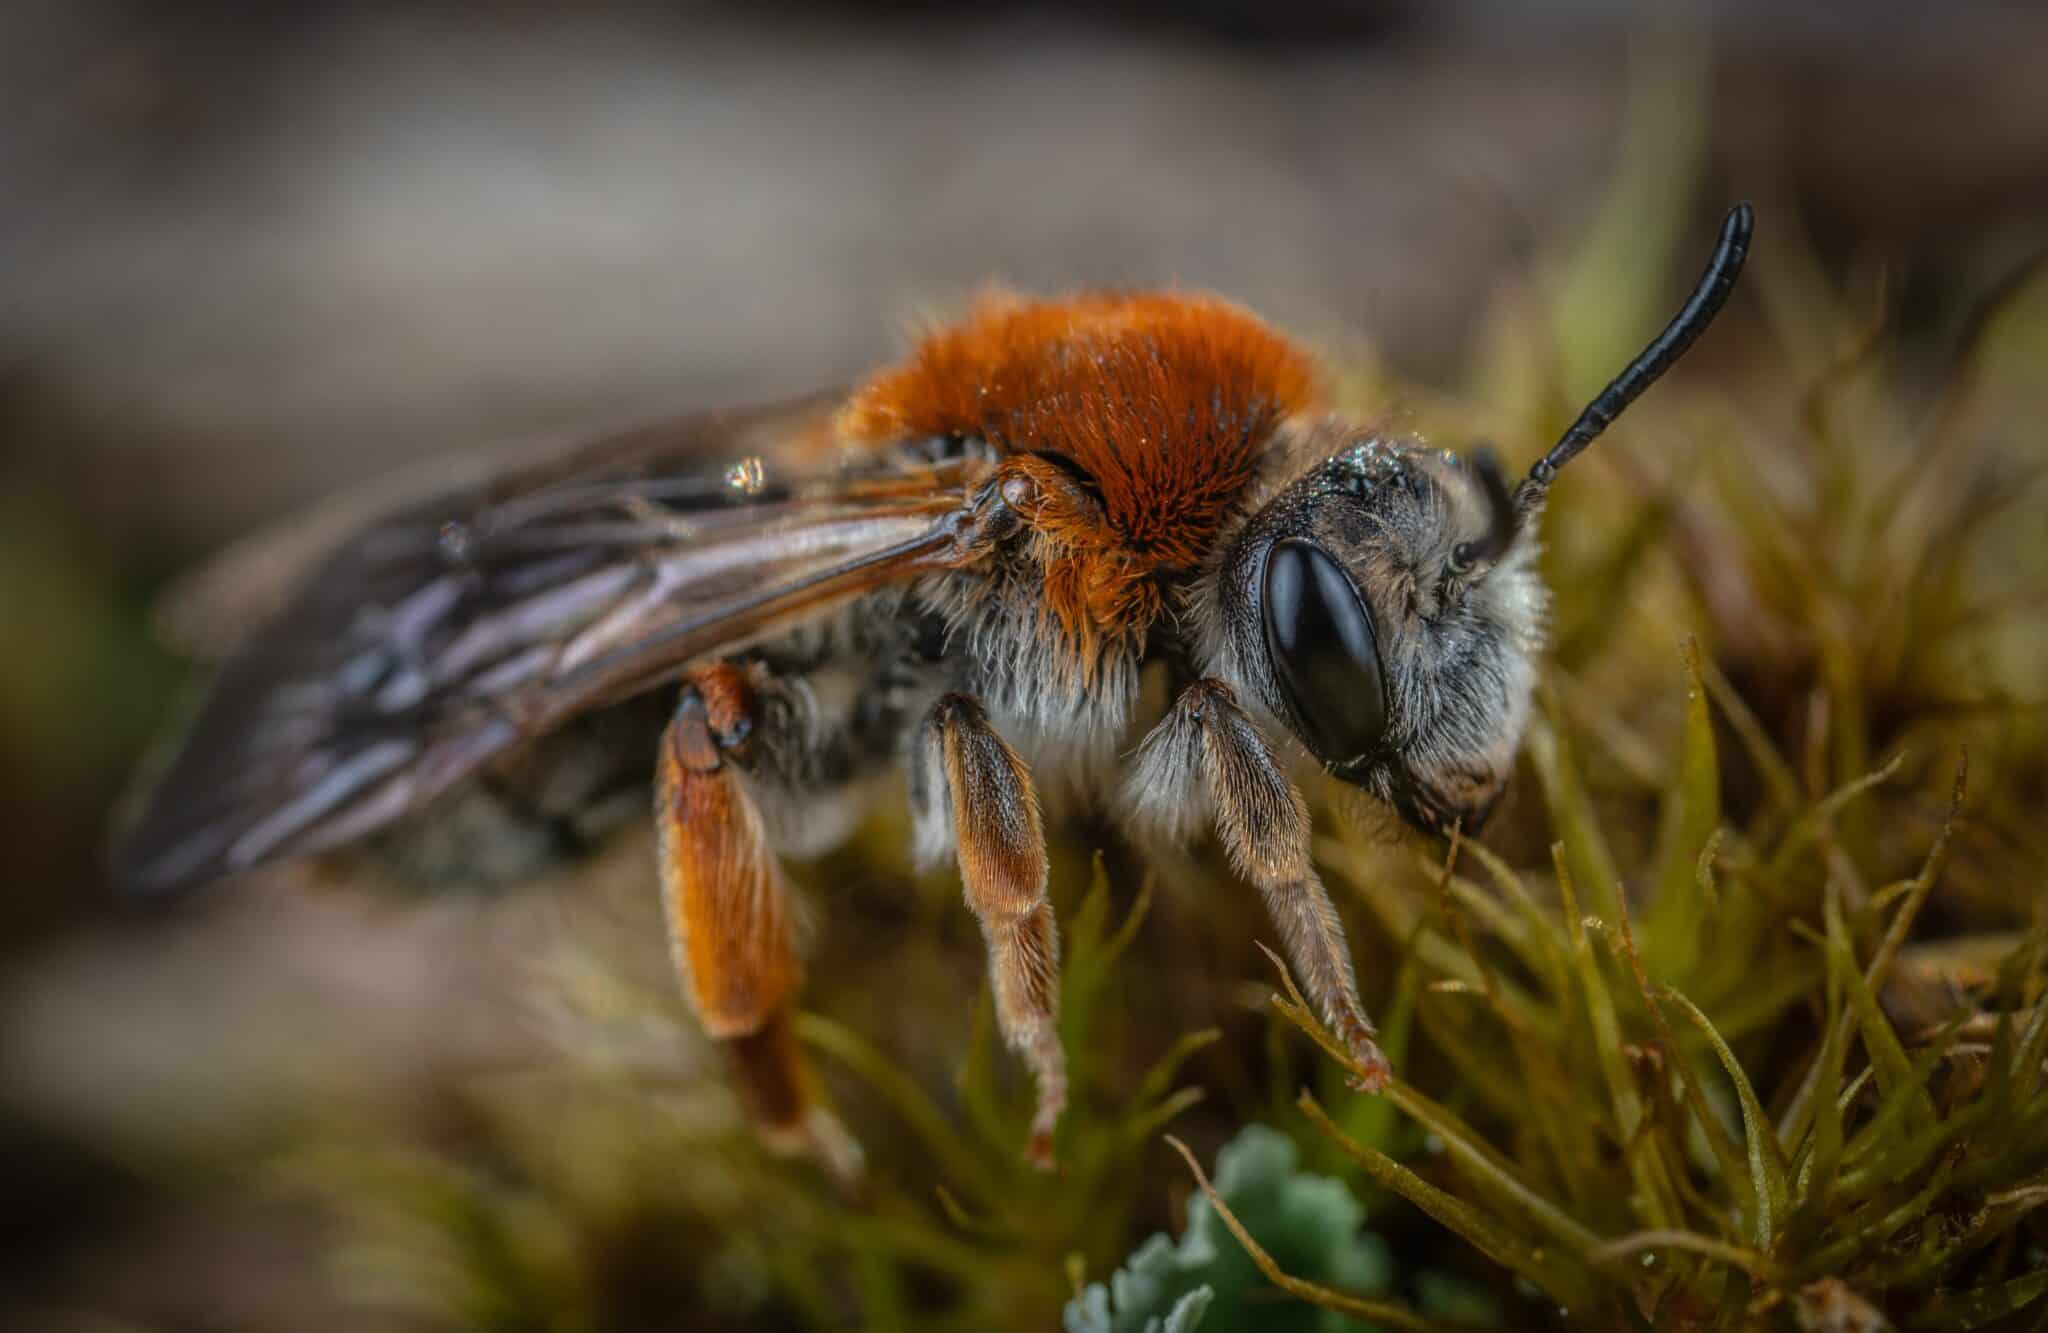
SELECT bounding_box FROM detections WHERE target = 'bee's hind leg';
[656,663,863,1195]
[914,694,1067,1169]
[1126,679,1392,1092]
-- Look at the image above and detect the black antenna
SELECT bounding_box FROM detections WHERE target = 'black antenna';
[1516,202,1753,514]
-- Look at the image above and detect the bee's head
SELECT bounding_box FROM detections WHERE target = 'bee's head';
[1205,438,1541,836]
[1202,201,1752,838]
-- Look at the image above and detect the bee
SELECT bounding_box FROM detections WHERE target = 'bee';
[114,205,1752,1189]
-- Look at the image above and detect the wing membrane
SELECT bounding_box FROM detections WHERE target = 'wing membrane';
[115,398,979,896]
[156,391,849,658]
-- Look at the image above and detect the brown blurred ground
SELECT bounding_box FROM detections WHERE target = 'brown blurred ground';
[4,2,2047,1327]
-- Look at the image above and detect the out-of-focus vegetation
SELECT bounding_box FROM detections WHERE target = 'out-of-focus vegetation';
[7,22,2048,1331]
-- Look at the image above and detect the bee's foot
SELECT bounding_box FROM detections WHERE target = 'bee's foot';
[760,1106,869,1204]
[1344,1042,1394,1093]
[809,1108,869,1202]
[1023,1068,1065,1172]
[1335,1018,1393,1093]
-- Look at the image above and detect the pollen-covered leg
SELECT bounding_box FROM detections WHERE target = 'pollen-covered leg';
[921,694,1067,1168]
[656,663,862,1194]
[1128,679,1391,1092]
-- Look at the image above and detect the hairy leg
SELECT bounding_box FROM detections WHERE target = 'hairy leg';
[1126,679,1391,1090]
[915,693,1067,1167]
[656,662,862,1191]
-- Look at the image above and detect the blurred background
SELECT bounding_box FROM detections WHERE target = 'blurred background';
[4,2,2047,1329]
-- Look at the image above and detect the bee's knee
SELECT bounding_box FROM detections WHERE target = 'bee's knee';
[927,692,989,735]
[670,661,781,774]
[1170,677,1238,721]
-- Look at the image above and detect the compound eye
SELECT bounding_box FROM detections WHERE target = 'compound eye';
[1260,538,1390,769]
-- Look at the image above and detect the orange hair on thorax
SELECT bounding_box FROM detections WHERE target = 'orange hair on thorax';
[840,290,1318,574]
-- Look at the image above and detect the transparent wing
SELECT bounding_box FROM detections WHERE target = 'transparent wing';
[114,396,983,897]
[154,391,847,658]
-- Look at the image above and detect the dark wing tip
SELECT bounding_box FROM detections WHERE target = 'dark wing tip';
[105,694,241,899]
[108,820,233,899]
[105,674,296,900]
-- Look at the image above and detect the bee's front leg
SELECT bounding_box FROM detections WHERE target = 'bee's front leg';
[913,694,1067,1169]
[656,662,863,1195]
[1126,679,1392,1092]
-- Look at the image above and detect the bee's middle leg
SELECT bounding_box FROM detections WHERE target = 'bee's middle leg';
[656,662,862,1193]
[914,693,1067,1168]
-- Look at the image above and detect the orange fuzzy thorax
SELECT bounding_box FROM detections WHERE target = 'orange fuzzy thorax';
[841,290,1319,576]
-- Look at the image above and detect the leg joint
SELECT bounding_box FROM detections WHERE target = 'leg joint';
[670,662,761,772]
[928,691,988,734]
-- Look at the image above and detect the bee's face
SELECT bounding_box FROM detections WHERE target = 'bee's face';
[1203,434,1546,836]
